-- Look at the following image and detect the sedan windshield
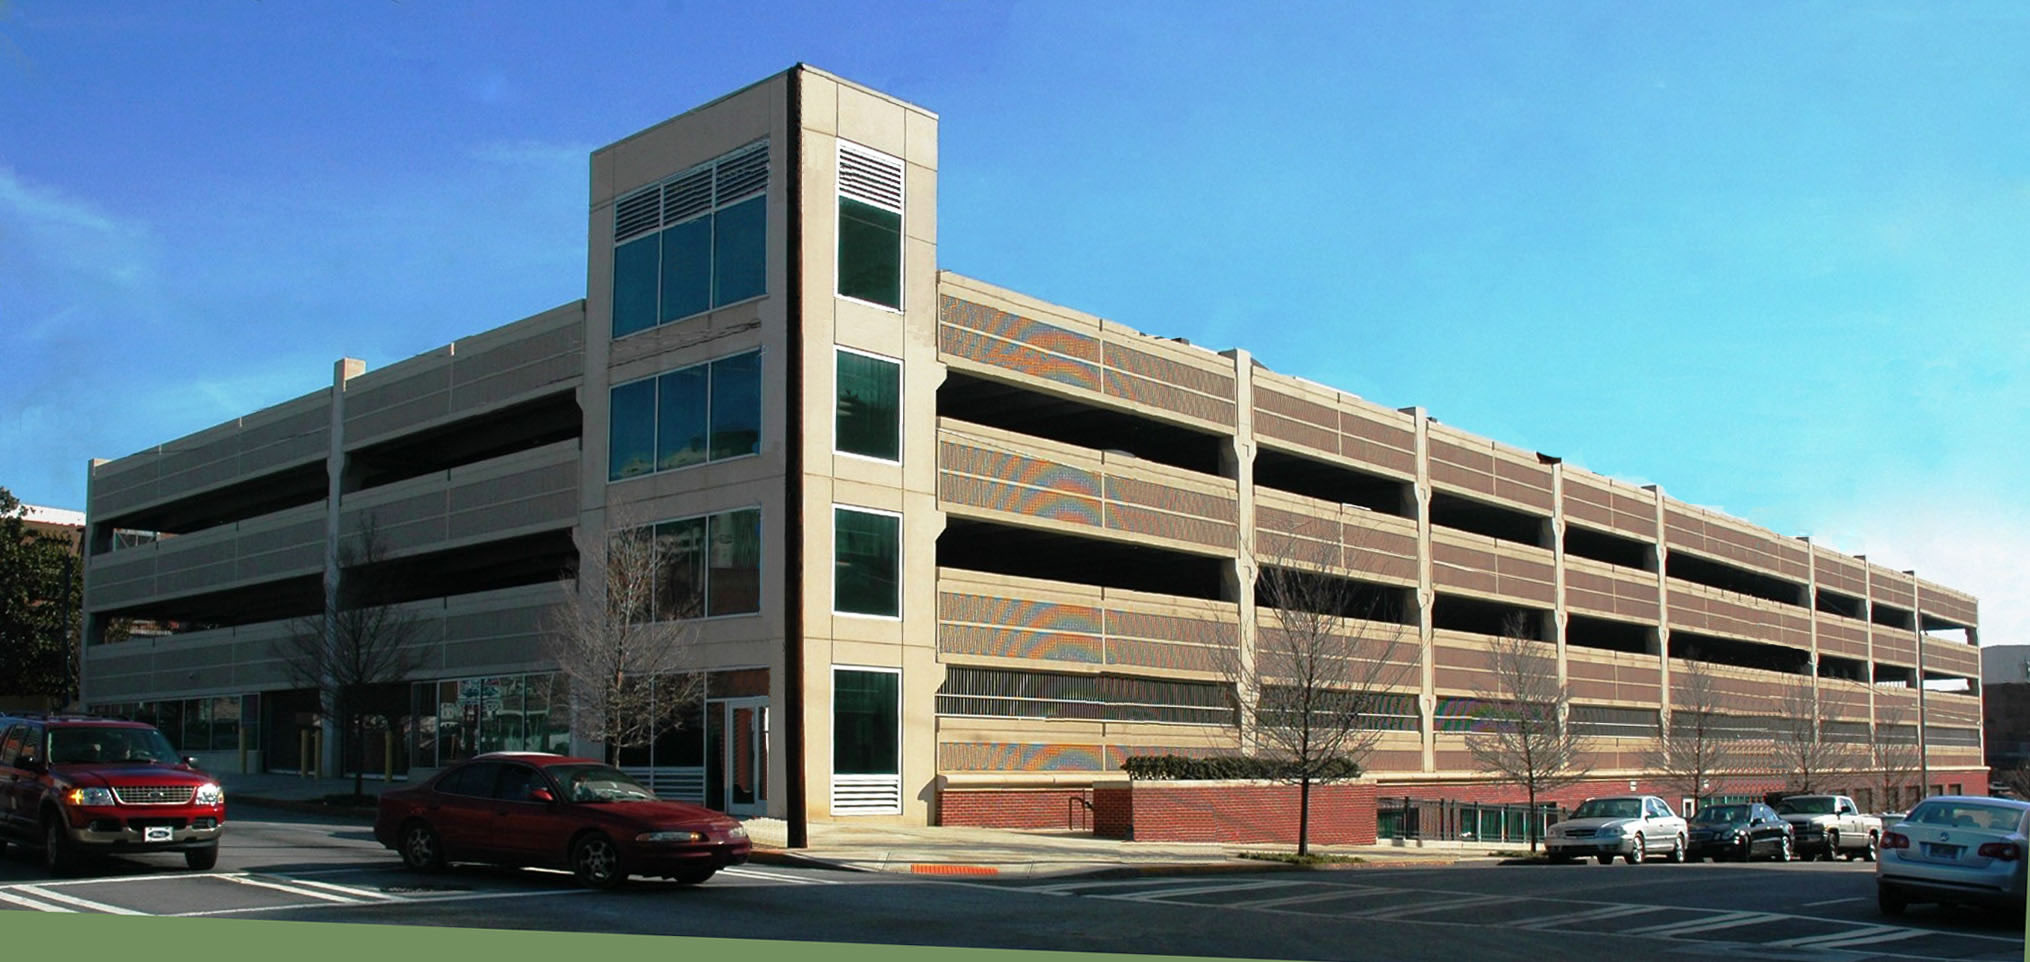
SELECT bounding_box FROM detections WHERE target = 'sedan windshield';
[48,727,180,765]
[548,764,658,803]
[1691,805,1750,825]
[1571,799,1641,820]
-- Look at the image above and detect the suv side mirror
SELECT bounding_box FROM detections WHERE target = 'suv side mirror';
[16,755,44,773]
[182,756,200,768]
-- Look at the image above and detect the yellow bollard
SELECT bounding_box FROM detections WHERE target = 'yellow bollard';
[299,730,311,778]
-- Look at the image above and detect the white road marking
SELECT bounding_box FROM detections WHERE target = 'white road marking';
[0,889,74,912]
[722,867,842,885]
[1804,927,1938,950]
[213,873,361,903]
[14,884,147,915]
[1800,895,1865,907]
[282,877,401,900]
[1623,910,1781,937]
[1342,893,1510,920]
[1516,903,1668,929]
[1031,877,1229,895]
[1099,880,1309,903]
[1225,886,1387,910]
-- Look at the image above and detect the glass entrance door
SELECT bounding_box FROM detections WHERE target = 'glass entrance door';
[705,698,767,816]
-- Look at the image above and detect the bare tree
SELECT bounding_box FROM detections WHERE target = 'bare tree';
[1770,671,1850,795]
[1230,521,1413,856]
[1466,615,1592,852]
[1993,764,2030,801]
[544,513,705,766]
[1872,701,1925,812]
[1647,654,1753,810]
[276,516,427,800]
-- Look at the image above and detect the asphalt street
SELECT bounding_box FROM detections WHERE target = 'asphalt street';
[1,807,2023,962]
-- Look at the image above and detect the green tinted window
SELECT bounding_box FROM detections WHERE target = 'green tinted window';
[837,197,901,309]
[659,218,712,323]
[836,350,900,461]
[612,234,660,338]
[834,508,899,617]
[655,365,709,471]
[706,508,762,615]
[607,378,656,481]
[652,517,706,621]
[709,351,762,460]
[833,669,899,775]
[713,196,767,306]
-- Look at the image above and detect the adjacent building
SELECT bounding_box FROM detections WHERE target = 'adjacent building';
[80,65,1987,829]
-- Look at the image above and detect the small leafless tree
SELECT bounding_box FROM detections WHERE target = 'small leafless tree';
[1872,701,1925,812]
[1647,654,1752,810]
[1467,614,1592,852]
[1229,521,1413,856]
[544,513,705,766]
[1771,671,1850,795]
[277,516,427,799]
[1993,764,2030,801]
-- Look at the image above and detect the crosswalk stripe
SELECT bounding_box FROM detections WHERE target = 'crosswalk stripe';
[14,884,146,915]
[214,874,360,903]
[722,867,841,885]
[0,889,73,912]
[1342,893,1507,920]
[1624,910,1779,937]
[1772,926,1931,950]
[282,877,401,900]
[1516,903,1668,929]
[1225,886,1386,911]
[1098,880,1308,903]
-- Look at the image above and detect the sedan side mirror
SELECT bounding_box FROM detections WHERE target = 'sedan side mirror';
[529,788,555,804]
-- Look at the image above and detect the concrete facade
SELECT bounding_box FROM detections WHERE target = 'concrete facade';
[80,66,1986,829]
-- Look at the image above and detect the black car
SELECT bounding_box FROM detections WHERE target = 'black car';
[1686,802,1795,862]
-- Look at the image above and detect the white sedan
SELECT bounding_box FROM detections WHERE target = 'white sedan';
[1544,795,1688,865]
[1877,795,2029,916]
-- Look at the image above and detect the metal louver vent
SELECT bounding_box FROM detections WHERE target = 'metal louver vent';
[662,168,713,224]
[838,143,903,212]
[614,187,662,242]
[715,144,769,203]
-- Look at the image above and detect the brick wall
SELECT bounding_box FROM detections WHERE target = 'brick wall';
[939,789,1095,830]
[1088,781,1378,844]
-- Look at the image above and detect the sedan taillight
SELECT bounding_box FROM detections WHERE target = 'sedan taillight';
[1882,832,1910,850]
[1976,842,2022,861]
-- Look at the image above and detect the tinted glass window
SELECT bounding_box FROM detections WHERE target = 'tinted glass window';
[653,517,708,621]
[437,762,502,797]
[492,764,543,801]
[713,196,767,306]
[612,234,661,338]
[659,218,712,323]
[834,669,899,775]
[834,508,900,617]
[707,508,762,615]
[709,351,762,461]
[0,725,23,766]
[656,365,709,471]
[838,197,901,309]
[836,350,900,461]
[608,378,656,481]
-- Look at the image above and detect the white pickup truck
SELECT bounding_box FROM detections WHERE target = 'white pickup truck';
[1775,794,1881,861]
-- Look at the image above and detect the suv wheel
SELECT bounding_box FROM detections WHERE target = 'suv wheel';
[1625,835,1645,865]
[185,842,219,871]
[43,817,76,877]
[1826,830,1842,861]
[571,832,625,889]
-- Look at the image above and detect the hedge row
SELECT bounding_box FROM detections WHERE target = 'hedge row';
[1120,754,1363,781]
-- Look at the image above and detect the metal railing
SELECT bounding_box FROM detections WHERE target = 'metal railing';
[1375,797,1563,845]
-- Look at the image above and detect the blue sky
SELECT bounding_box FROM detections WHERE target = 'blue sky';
[2,1,2024,646]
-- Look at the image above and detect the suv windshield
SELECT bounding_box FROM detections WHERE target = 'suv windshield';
[1571,799,1642,820]
[1691,805,1750,825]
[547,764,658,803]
[1776,797,1834,815]
[48,726,180,765]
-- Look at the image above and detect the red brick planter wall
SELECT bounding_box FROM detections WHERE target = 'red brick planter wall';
[939,789,1095,830]
[1089,781,1378,844]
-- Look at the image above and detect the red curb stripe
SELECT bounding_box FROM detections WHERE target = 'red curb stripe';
[911,864,1000,875]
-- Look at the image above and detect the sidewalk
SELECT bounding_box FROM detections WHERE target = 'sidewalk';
[219,771,1494,879]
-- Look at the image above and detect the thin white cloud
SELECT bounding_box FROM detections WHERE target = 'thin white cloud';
[1810,492,2029,649]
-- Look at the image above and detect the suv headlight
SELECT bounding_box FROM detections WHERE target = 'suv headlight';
[194,782,224,806]
[66,787,115,806]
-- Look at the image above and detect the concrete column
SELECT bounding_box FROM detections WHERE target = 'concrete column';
[1643,485,1670,722]
[1548,461,1568,693]
[321,357,367,778]
[1401,406,1435,772]
[1225,349,1259,756]
[1910,573,1928,794]
[1801,538,1822,746]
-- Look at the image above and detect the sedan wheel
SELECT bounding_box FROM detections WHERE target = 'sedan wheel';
[1826,830,1842,861]
[1595,854,1614,865]
[400,822,446,873]
[1773,836,1792,862]
[1625,835,1645,865]
[571,833,625,889]
[1669,834,1687,863]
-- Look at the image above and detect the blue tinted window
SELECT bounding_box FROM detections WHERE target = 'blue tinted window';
[612,235,660,338]
[655,366,709,471]
[659,218,712,324]
[709,351,762,461]
[607,378,657,481]
[713,196,767,306]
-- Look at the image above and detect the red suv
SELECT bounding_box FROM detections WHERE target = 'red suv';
[375,752,751,888]
[0,714,227,876]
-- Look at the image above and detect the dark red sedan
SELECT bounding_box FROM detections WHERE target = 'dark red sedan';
[373,752,750,888]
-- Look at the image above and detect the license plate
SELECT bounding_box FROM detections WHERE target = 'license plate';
[144,826,172,842]
[1922,842,1963,859]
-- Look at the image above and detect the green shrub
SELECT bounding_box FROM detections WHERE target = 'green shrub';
[1120,754,1362,781]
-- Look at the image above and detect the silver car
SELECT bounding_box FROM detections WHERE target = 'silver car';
[1876,795,2030,916]
[1545,795,1688,864]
